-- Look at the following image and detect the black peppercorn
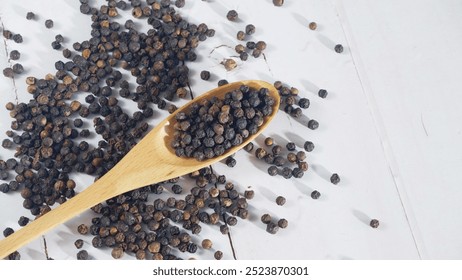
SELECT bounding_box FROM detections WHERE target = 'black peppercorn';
[267,166,278,176]
[9,50,20,60]
[266,222,279,234]
[278,218,288,229]
[45,19,54,29]
[12,63,24,74]
[274,196,286,207]
[226,10,238,21]
[282,167,293,179]
[304,141,315,152]
[200,70,210,80]
[12,34,23,43]
[298,98,310,109]
[18,216,30,226]
[74,239,84,249]
[26,12,35,20]
[318,89,328,98]
[244,189,254,200]
[370,219,380,228]
[286,142,296,151]
[214,250,223,260]
[3,227,14,237]
[330,173,341,185]
[335,44,344,53]
[225,156,236,167]
[237,30,245,41]
[77,250,89,260]
[261,213,272,224]
[311,190,321,199]
[307,119,319,130]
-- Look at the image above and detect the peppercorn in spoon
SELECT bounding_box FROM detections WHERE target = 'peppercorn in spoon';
[0,80,280,259]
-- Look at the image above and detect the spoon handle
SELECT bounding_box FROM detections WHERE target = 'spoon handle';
[0,177,110,259]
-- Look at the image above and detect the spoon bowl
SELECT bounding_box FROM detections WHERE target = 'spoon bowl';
[0,80,279,259]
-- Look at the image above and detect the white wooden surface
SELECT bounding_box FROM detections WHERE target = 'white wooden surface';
[0,0,460,260]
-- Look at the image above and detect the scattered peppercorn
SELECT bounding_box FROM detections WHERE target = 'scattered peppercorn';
[226,10,238,21]
[268,165,278,176]
[307,119,319,130]
[335,44,344,53]
[304,141,315,152]
[77,250,89,260]
[18,216,30,226]
[45,19,54,28]
[245,24,256,35]
[200,70,211,80]
[276,196,286,206]
[266,222,279,234]
[74,239,84,249]
[12,34,23,43]
[214,250,223,260]
[244,190,255,200]
[223,58,237,71]
[273,0,284,7]
[3,227,14,237]
[278,218,288,229]
[26,12,35,20]
[9,50,20,60]
[330,173,341,185]
[311,190,321,199]
[318,89,328,98]
[286,142,296,151]
[370,219,380,228]
[261,213,272,224]
[202,239,212,249]
[309,22,317,30]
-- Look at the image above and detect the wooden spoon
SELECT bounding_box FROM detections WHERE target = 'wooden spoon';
[0,80,280,259]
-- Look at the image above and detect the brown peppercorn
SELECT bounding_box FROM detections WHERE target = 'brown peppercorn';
[256,41,267,51]
[214,250,223,260]
[223,58,237,71]
[74,239,84,249]
[202,239,213,249]
[244,189,255,200]
[226,10,238,21]
[287,152,297,163]
[273,0,284,6]
[261,213,272,224]
[276,196,286,206]
[111,247,124,259]
[309,22,317,30]
[237,30,245,41]
[278,218,288,229]
[255,147,267,159]
[77,224,89,235]
[264,137,274,146]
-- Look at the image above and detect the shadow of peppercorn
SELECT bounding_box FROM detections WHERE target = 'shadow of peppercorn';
[26,248,47,260]
[291,12,309,28]
[316,33,337,52]
[284,131,307,150]
[310,164,333,183]
[352,209,373,227]
[292,179,314,197]
[300,79,320,96]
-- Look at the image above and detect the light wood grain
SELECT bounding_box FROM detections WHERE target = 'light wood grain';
[0,80,279,259]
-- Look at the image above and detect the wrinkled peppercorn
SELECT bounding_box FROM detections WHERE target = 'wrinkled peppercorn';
[307,119,319,130]
[266,222,279,234]
[335,44,344,53]
[200,70,210,80]
[45,19,54,28]
[311,190,321,199]
[278,218,288,229]
[276,196,286,206]
[226,10,238,21]
[318,89,328,98]
[330,173,340,185]
[304,141,315,152]
[370,219,380,228]
[261,213,272,224]
[245,24,256,35]
[214,250,223,260]
[9,50,20,60]
[26,12,35,20]
[268,166,278,176]
[74,239,84,249]
[77,250,89,260]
